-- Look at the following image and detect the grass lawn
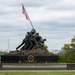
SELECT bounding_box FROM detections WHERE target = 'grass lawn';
[0,72,75,75]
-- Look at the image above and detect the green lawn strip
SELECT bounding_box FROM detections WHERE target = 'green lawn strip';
[0,72,75,75]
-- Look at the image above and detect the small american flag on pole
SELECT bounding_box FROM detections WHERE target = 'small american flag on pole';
[22,4,29,20]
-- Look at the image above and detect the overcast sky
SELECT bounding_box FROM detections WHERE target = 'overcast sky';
[0,0,75,52]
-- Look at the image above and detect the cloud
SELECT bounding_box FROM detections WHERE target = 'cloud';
[0,0,75,52]
[46,0,75,10]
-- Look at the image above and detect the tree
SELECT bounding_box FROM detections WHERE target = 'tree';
[49,52,54,54]
[42,44,48,50]
[60,36,75,62]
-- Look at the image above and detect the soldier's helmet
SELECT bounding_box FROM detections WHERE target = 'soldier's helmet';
[44,39,46,41]
[36,33,39,35]
[27,32,30,35]
[31,29,36,34]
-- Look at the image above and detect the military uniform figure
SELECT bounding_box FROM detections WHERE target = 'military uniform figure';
[16,28,46,50]
[16,32,30,50]
[27,29,36,50]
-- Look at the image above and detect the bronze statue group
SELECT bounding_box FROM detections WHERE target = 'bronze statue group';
[16,29,46,50]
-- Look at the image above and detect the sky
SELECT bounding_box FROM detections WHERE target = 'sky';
[0,0,75,52]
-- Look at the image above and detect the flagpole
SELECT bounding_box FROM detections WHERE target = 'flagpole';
[26,12,34,29]
[22,4,34,29]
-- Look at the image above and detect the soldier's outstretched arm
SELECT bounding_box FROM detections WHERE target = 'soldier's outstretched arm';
[16,41,25,50]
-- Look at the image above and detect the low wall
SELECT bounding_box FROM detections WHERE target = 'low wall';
[67,63,75,70]
[0,63,75,70]
[0,63,2,69]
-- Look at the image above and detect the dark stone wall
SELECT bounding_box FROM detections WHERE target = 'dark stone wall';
[0,63,2,69]
[67,63,75,70]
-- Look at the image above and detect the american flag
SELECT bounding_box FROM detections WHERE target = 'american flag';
[22,4,29,20]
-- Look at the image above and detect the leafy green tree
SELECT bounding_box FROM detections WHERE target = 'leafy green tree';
[0,52,4,56]
[42,44,48,50]
[49,52,54,54]
[60,36,75,62]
